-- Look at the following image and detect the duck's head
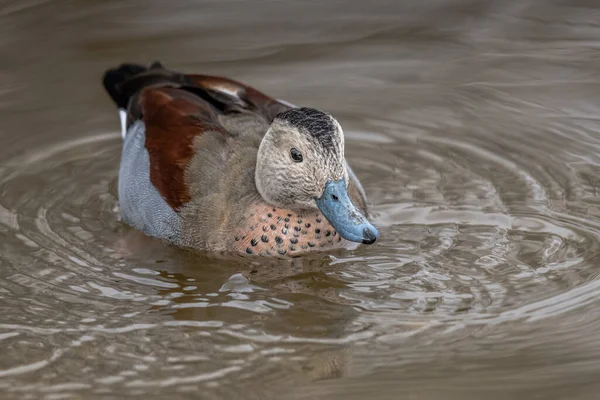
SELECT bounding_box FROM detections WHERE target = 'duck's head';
[255,107,378,245]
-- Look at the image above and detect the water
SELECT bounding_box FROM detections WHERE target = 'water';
[1,0,600,398]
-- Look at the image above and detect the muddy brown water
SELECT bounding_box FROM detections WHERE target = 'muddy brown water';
[2,0,600,399]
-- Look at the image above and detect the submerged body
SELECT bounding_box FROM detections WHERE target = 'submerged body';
[103,62,378,256]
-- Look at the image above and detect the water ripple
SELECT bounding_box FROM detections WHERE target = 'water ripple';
[2,1,600,397]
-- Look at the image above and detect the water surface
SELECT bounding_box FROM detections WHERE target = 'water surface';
[1,0,600,399]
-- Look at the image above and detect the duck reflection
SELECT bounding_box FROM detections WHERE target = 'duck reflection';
[116,229,356,381]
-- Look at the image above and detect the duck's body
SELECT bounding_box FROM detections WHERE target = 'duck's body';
[103,62,377,257]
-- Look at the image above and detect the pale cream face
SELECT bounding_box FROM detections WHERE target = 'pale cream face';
[255,117,348,210]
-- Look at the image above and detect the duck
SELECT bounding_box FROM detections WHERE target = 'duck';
[102,62,379,257]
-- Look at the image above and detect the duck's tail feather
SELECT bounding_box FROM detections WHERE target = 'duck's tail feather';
[102,61,167,109]
[102,61,173,139]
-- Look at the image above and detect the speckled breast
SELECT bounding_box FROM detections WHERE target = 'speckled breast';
[232,204,352,256]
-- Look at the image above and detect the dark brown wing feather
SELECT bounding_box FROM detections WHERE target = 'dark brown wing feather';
[140,87,227,209]
[102,62,292,210]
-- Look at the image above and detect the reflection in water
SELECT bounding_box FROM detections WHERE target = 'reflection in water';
[2,0,600,398]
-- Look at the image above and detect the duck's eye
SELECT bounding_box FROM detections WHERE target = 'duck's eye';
[290,148,303,163]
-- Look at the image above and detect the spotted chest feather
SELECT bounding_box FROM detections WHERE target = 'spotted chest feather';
[232,205,348,256]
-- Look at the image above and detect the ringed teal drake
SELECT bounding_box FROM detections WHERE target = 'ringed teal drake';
[102,62,379,257]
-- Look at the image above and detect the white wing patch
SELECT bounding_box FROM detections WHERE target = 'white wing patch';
[119,108,127,140]
[215,87,241,100]
[277,98,297,108]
